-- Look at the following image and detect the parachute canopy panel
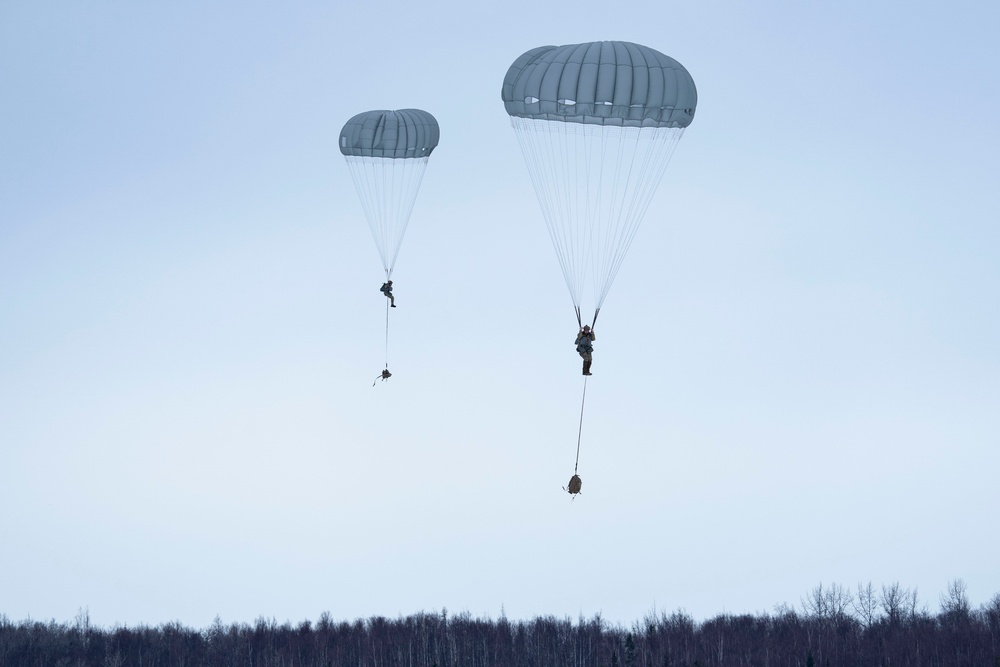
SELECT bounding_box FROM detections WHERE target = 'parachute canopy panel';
[501,41,697,128]
[340,109,440,159]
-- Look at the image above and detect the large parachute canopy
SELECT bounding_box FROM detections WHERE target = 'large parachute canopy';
[502,41,696,326]
[340,108,440,277]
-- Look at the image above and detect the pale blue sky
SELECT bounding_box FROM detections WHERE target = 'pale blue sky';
[2,1,998,629]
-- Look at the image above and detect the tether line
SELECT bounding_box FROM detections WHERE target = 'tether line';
[574,376,588,474]
[384,296,390,369]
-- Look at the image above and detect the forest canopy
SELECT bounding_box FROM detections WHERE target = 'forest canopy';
[3,580,999,666]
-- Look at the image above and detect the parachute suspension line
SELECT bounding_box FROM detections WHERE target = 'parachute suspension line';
[576,123,596,313]
[590,125,617,313]
[574,376,588,474]
[512,118,587,310]
[511,119,686,326]
[345,157,382,262]
[594,125,635,310]
[604,127,686,308]
[344,155,430,274]
[593,126,686,311]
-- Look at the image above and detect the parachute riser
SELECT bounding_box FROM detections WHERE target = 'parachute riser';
[574,306,599,330]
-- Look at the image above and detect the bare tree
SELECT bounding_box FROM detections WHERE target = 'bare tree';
[824,583,854,619]
[982,591,1000,636]
[801,583,828,619]
[853,582,879,628]
[940,578,971,618]
[880,582,906,624]
[802,582,853,622]
[905,586,923,619]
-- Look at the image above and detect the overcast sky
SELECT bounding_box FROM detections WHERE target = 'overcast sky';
[2,0,998,630]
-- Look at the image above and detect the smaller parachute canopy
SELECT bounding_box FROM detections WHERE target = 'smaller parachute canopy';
[340,109,440,159]
[502,41,696,128]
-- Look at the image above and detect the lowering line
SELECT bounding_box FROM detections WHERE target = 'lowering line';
[372,271,393,387]
[384,295,390,370]
[574,376,588,474]
[383,268,392,370]
[572,305,595,475]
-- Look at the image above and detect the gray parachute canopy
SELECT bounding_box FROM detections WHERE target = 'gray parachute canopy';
[502,41,697,128]
[339,109,440,159]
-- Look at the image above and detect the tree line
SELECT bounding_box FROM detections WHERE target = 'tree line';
[2,580,999,666]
